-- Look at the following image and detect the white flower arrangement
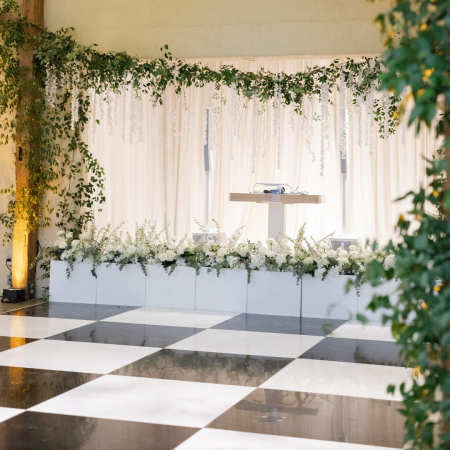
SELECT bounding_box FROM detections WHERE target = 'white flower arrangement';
[46,221,396,290]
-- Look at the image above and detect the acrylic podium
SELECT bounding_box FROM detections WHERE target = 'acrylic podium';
[229,193,326,238]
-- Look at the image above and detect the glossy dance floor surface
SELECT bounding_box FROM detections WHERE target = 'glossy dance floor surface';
[0,303,408,449]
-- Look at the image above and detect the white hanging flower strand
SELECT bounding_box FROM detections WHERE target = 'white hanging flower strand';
[262,105,269,158]
[121,78,128,143]
[319,74,330,176]
[251,96,259,173]
[304,100,314,163]
[45,64,58,108]
[338,70,348,160]
[383,91,391,139]
[70,64,80,130]
[273,74,283,169]
[357,72,363,148]
[107,87,114,136]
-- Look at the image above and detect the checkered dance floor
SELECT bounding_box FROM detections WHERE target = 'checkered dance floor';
[0,303,408,449]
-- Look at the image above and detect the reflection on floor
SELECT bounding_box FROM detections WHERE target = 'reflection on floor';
[0,303,407,450]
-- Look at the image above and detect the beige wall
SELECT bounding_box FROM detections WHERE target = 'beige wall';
[44,0,386,59]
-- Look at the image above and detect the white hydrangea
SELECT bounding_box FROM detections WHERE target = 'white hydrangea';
[58,239,67,249]
[250,253,266,269]
[303,256,314,265]
[124,245,137,256]
[276,253,287,266]
[237,244,249,257]
[166,250,176,261]
[337,256,349,267]
[383,254,396,270]
[226,255,239,268]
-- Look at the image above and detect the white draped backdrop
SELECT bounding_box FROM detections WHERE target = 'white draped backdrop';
[90,57,438,244]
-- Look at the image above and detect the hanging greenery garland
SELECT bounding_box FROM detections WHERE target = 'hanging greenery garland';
[0,0,399,240]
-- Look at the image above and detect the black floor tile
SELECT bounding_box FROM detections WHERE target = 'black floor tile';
[0,366,99,409]
[47,322,203,348]
[300,337,405,367]
[0,337,36,353]
[0,411,197,450]
[208,388,404,448]
[6,303,139,321]
[112,349,293,386]
[212,313,346,336]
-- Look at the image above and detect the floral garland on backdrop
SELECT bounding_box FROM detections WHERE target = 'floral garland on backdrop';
[44,222,396,292]
[0,0,401,242]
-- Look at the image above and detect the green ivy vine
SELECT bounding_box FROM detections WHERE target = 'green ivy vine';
[362,0,450,448]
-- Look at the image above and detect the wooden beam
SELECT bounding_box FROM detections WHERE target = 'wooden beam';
[11,0,44,297]
[0,13,20,21]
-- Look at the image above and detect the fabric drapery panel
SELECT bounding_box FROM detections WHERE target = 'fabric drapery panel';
[90,57,437,244]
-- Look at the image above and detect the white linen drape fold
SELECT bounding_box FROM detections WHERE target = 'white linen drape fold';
[91,58,437,244]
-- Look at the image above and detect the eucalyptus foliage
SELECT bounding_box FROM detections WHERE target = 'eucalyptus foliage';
[362,0,450,448]
[0,0,399,240]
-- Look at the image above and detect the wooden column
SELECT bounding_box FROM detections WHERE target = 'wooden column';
[11,0,44,297]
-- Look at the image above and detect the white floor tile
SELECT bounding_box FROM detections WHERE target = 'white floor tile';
[102,307,239,329]
[30,375,254,428]
[328,322,396,342]
[175,429,401,450]
[0,340,159,374]
[0,315,94,339]
[261,359,412,401]
[0,406,24,423]
[168,329,323,358]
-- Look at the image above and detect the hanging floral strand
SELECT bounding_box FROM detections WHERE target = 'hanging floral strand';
[273,74,283,169]
[45,64,57,108]
[319,77,330,176]
[338,70,348,160]
[70,64,80,130]
[251,96,259,173]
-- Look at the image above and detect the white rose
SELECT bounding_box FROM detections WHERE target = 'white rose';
[226,255,239,267]
[258,246,268,256]
[337,257,349,266]
[71,240,80,249]
[327,250,337,258]
[318,256,328,267]
[276,253,287,266]
[58,240,67,249]
[66,232,73,239]
[158,253,167,262]
[56,230,65,236]
[303,256,314,265]
[338,249,348,257]
[217,248,227,257]
[216,256,225,264]
[237,245,249,257]
[166,250,176,261]
[349,245,356,251]
[125,245,137,256]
